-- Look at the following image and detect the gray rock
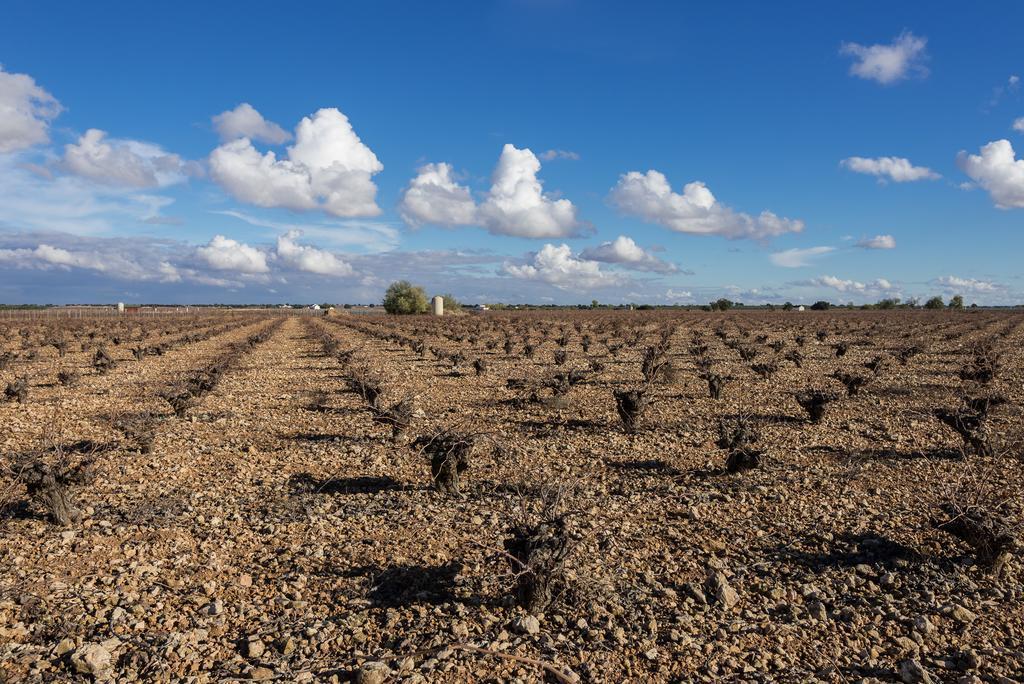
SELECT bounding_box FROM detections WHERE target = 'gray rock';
[71,643,111,676]
[357,661,391,684]
[705,570,738,610]
[513,615,541,635]
[898,658,932,684]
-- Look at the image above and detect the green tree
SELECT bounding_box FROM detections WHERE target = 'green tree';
[810,300,831,311]
[441,293,462,312]
[710,298,734,311]
[382,280,429,314]
[782,301,794,311]
[948,295,964,310]
[591,299,599,309]
[924,295,945,309]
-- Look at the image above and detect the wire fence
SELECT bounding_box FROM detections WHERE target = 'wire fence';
[0,307,326,321]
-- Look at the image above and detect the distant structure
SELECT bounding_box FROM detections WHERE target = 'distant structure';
[797,305,806,312]
[431,295,444,316]
[117,302,125,314]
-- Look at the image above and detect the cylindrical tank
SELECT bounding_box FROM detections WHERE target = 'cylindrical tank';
[431,295,444,316]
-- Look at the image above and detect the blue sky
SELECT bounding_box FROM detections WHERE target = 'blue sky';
[1,0,1022,305]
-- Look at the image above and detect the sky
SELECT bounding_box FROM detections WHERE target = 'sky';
[1,0,1022,306]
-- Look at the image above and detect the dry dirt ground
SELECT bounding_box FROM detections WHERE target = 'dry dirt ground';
[1,310,1023,683]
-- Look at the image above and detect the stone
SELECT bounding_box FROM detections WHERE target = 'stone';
[244,637,265,658]
[356,661,391,684]
[71,643,111,676]
[898,658,932,683]
[54,638,76,657]
[705,569,738,610]
[512,615,541,635]
[249,666,275,680]
[950,605,977,623]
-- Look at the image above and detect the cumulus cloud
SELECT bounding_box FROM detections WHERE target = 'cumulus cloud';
[857,234,896,249]
[398,162,477,227]
[805,275,895,294]
[840,156,939,182]
[957,139,1024,209]
[0,237,189,284]
[608,170,803,240]
[579,235,677,273]
[664,288,693,301]
[196,235,269,273]
[398,144,581,237]
[539,149,580,161]
[933,275,1000,293]
[63,129,195,188]
[209,107,383,218]
[212,103,290,144]
[840,31,928,85]
[276,230,353,276]
[502,243,624,289]
[477,144,581,237]
[769,246,835,268]
[1014,118,1024,133]
[0,65,62,153]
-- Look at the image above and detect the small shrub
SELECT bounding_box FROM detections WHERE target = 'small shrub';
[414,432,474,495]
[4,375,29,403]
[795,389,837,423]
[614,387,651,433]
[11,458,83,526]
[57,369,79,387]
[373,396,417,441]
[716,417,764,473]
[833,371,870,397]
[92,347,116,374]
[503,487,572,612]
[932,502,1015,576]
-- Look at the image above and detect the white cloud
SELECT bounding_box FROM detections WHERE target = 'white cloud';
[579,235,677,273]
[608,170,803,240]
[398,144,581,237]
[933,275,999,293]
[0,154,175,234]
[63,129,194,188]
[1014,117,1024,133]
[857,234,896,249]
[196,235,269,273]
[276,230,353,276]
[840,31,928,85]
[840,156,939,182]
[209,107,383,218]
[539,149,580,161]
[665,288,693,301]
[0,65,62,153]
[807,275,895,294]
[478,144,581,237]
[0,242,181,283]
[957,139,1024,209]
[213,103,290,144]
[769,246,835,268]
[398,162,477,227]
[502,243,624,289]
[217,209,399,253]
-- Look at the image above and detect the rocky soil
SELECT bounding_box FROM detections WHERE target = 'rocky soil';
[1,310,1022,683]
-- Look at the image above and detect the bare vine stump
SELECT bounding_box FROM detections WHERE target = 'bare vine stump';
[932,503,1015,576]
[504,517,570,613]
[19,461,82,526]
